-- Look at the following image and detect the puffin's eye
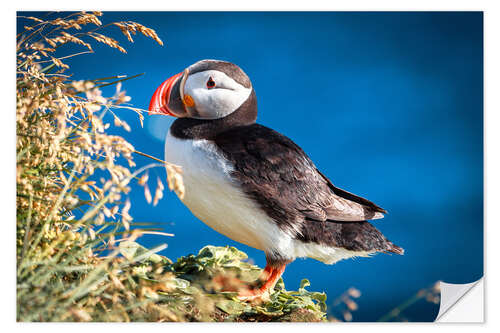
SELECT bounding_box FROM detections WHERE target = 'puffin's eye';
[206,77,216,89]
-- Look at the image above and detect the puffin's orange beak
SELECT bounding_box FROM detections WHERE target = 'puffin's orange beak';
[148,72,183,116]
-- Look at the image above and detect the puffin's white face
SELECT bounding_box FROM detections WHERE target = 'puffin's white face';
[183,70,252,120]
[149,59,254,120]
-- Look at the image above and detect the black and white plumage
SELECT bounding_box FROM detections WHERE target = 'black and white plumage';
[149,59,403,297]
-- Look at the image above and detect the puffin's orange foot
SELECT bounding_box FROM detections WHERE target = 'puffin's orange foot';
[236,287,271,302]
[211,275,269,301]
[214,262,288,302]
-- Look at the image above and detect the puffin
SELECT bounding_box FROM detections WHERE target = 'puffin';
[149,59,403,299]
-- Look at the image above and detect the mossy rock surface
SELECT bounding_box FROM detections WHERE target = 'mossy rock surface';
[122,243,328,322]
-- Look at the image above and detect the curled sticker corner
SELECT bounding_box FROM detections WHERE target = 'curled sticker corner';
[435,278,484,322]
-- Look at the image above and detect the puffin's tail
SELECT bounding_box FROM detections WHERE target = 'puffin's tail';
[298,219,404,256]
[385,242,404,255]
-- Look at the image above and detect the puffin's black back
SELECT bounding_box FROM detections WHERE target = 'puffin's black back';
[213,123,403,255]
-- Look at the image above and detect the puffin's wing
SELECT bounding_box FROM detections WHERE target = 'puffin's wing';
[214,124,386,226]
[315,168,387,221]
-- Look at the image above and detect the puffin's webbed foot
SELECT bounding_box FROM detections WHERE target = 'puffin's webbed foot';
[213,262,287,302]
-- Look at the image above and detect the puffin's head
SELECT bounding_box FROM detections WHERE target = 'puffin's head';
[149,59,254,120]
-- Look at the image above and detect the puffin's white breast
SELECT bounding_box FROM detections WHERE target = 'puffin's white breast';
[164,130,291,254]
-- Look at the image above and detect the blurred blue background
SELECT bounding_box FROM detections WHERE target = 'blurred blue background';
[18,11,483,322]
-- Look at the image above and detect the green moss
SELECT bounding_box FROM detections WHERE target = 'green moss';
[120,243,328,322]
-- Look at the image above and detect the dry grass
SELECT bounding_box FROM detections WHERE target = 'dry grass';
[377,282,441,322]
[16,11,188,321]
